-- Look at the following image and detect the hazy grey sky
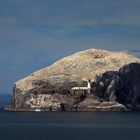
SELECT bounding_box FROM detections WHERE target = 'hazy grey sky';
[0,0,140,93]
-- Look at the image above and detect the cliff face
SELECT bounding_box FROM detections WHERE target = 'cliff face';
[10,49,140,111]
[93,63,140,110]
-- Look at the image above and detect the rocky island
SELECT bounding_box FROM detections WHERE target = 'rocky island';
[6,49,140,111]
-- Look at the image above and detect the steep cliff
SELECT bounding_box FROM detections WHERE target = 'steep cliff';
[8,49,140,111]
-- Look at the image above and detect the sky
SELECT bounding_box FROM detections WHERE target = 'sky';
[0,0,140,94]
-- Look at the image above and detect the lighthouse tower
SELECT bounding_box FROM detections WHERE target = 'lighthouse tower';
[87,79,91,89]
[87,79,91,94]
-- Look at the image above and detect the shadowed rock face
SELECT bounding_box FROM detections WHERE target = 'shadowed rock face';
[92,71,119,102]
[92,63,140,110]
[8,49,140,111]
[116,63,140,109]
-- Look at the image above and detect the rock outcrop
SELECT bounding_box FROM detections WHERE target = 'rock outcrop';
[8,49,140,111]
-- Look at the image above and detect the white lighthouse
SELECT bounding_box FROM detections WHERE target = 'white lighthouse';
[87,79,91,89]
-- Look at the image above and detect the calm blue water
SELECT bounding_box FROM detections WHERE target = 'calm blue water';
[0,94,11,109]
[0,94,140,140]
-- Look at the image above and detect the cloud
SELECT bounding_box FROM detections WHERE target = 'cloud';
[1,0,140,27]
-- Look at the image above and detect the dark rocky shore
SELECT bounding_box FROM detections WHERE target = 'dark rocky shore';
[6,49,140,111]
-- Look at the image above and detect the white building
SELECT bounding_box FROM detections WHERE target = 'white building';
[71,79,91,91]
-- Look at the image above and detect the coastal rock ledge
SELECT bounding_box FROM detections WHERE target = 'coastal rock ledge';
[6,49,140,111]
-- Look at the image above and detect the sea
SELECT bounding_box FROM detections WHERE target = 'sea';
[1,94,140,140]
